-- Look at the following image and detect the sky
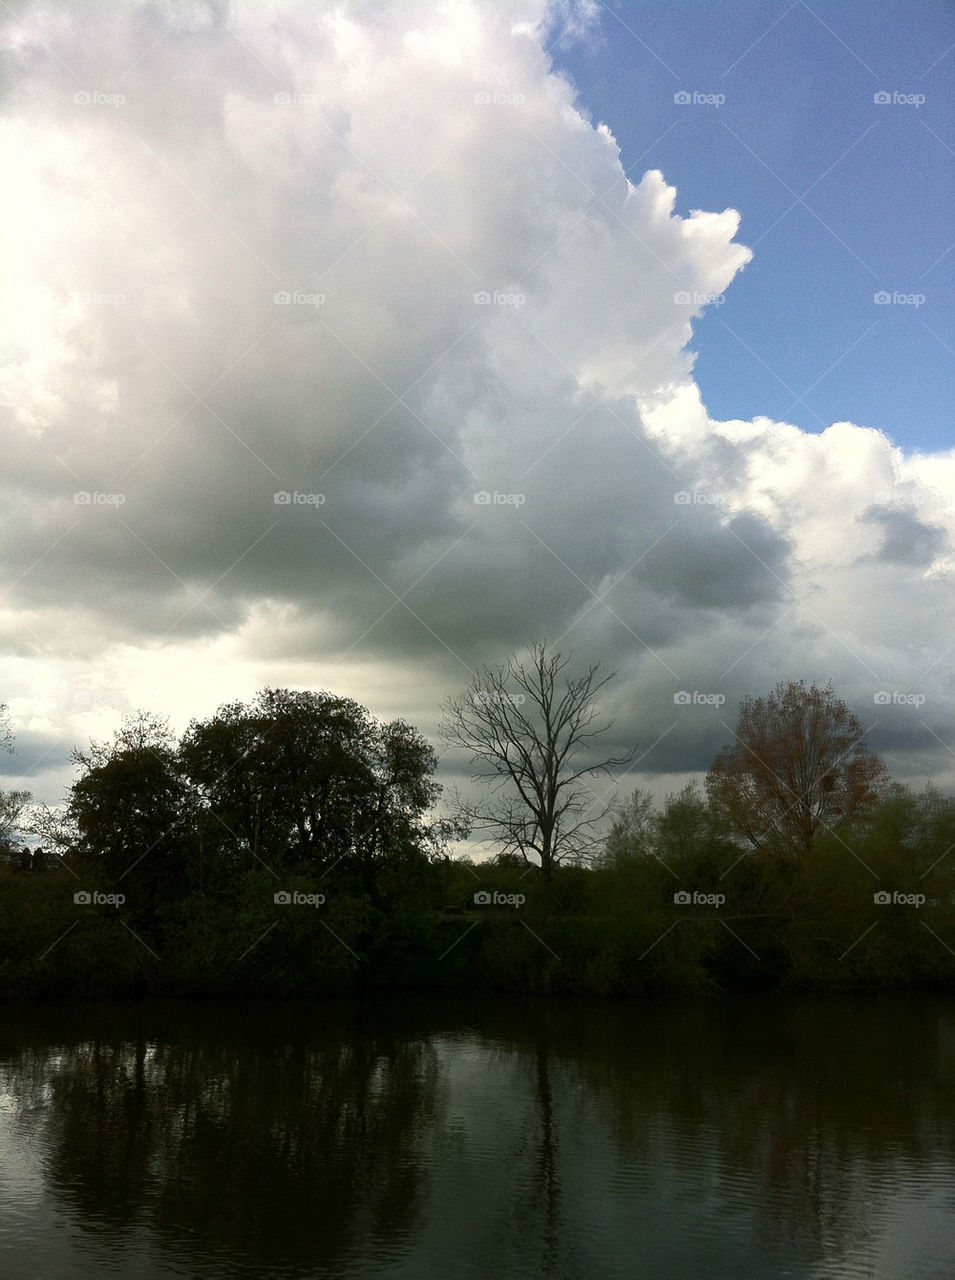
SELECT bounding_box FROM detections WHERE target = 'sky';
[551,0,954,452]
[0,0,953,851]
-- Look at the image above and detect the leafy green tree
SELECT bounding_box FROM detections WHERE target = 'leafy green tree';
[348,716,445,890]
[602,787,657,867]
[792,783,955,985]
[69,711,198,911]
[179,689,373,872]
[604,782,731,875]
[179,689,447,888]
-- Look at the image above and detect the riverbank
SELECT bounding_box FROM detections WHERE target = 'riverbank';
[3,855,953,1001]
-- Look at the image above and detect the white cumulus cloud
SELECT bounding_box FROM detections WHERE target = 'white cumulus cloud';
[0,0,951,814]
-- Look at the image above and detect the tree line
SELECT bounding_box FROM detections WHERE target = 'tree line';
[1,644,952,999]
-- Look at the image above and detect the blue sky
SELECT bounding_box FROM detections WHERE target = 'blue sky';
[551,0,954,452]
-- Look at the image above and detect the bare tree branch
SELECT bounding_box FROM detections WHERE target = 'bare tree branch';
[440,643,632,879]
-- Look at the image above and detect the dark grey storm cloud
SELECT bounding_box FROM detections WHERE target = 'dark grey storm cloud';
[859,505,948,567]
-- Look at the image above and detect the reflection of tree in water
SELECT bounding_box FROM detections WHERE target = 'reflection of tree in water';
[491,1032,566,1276]
[534,1039,561,1276]
[3,995,953,1276]
[43,1038,158,1233]
[25,1004,439,1276]
[553,994,955,1264]
[467,1008,585,1280]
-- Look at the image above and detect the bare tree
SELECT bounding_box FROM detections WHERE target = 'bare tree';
[0,787,31,847]
[0,703,12,755]
[0,703,31,848]
[20,802,77,858]
[440,644,631,880]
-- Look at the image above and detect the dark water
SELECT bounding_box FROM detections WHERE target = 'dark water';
[1,993,953,1279]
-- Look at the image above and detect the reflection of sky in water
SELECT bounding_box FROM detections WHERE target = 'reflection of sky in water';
[824,1172,954,1280]
[1,1015,953,1279]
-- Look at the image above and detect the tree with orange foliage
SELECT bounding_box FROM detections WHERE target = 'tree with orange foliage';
[705,680,888,857]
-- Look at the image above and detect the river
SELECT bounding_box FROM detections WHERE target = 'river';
[1,992,953,1278]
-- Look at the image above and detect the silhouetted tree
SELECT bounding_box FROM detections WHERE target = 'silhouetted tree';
[179,688,447,888]
[19,801,77,859]
[178,689,372,872]
[69,711,198,908]
[440,643,631,880]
